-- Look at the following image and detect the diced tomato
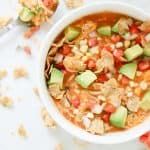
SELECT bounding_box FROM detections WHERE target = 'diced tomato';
[121,75,130,86]
[60,45,71,55]
[102,113,110,123]
[71,97,80,108]
[55,62,65,70]
[130,24,140,34]
[104,103,116,113]
[103,45,112,51]
[88,37,98,47]
[135,35,142,44]
[111,35,121,43]
[115,59,124,70]
[140,132,150,147]
[86,59,96,69]
[113,49,124,61]
[138,60,150,71]
[140,134,148,143]
[97,73,109,83]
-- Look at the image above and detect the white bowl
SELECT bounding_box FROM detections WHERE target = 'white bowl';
[38,2,150,144]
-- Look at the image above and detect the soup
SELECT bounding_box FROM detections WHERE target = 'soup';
[45,12,150,135]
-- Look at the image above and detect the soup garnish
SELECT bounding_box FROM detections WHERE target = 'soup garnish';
[45,12,150,135]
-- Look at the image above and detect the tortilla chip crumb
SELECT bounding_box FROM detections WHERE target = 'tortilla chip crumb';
[0,17,11,28]
[13,67,28,78]
[65,0,83,8]
[18,124,27,138]
[55,144,63,150]
[33,87,40,97]
[41,107,56,128]
[0,70,7,79]
[0,96,13,107]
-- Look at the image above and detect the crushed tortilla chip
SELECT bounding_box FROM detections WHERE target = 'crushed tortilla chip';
[33,87,40,97]
[18,124,28,138]
[55,143,63,150]
[0,70,7,79]
[65,0,83,8]
[0,17,11,28]
[0,96,13,107]
[41,107,56,128]
[13,67,28,78]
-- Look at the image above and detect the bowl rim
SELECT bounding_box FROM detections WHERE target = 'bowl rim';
[38,1,150,144]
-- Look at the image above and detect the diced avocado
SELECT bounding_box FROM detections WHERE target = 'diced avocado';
[119,63,137,79]
[49,68,64,87]
[140,91,150,111]
[110,106,127,128]
[19,7,35,22]
[75,70,97,88]
[112,22,119,33]
[124,44,143,61]
[65,27,81,42]
[97,26,111,36]
[144,43,150,56]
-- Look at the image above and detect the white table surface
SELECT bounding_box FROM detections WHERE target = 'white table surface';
[0,0,149,150]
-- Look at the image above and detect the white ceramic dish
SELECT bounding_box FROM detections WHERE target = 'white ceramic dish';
[38,1,150,144]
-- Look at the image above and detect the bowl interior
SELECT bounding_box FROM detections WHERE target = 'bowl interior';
[39,2,150,144]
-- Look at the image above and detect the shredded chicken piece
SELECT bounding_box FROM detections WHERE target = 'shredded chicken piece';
[18,124,28,138]
[96,50,115,73]
[118,18,132,35]
[49,84,65,100]
[100,79,124,107]
[0,96,13,107]
[139,21,150,32]
[41,107,56,128]
[126,96,140,112]
[63,56,86,72]
[65,0,83,8]
[0,69,7,79]
[82,21,97,38]
[13,67,28,78]
[87,119,104,134]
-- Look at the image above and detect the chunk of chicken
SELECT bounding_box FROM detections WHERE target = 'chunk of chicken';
[96,50,115,73]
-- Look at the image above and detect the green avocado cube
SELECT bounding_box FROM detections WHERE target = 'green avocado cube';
[19,7,35,22]
[144,43,150,57]
[140,91,150,111]
[124,44,143,61]
[112,22,119,33]
[75,70,97,88]
[65,27,81,42]
[49,68,64,87]
[97,26,111,36]
[119,63,137,79]
[110,106,127,128]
